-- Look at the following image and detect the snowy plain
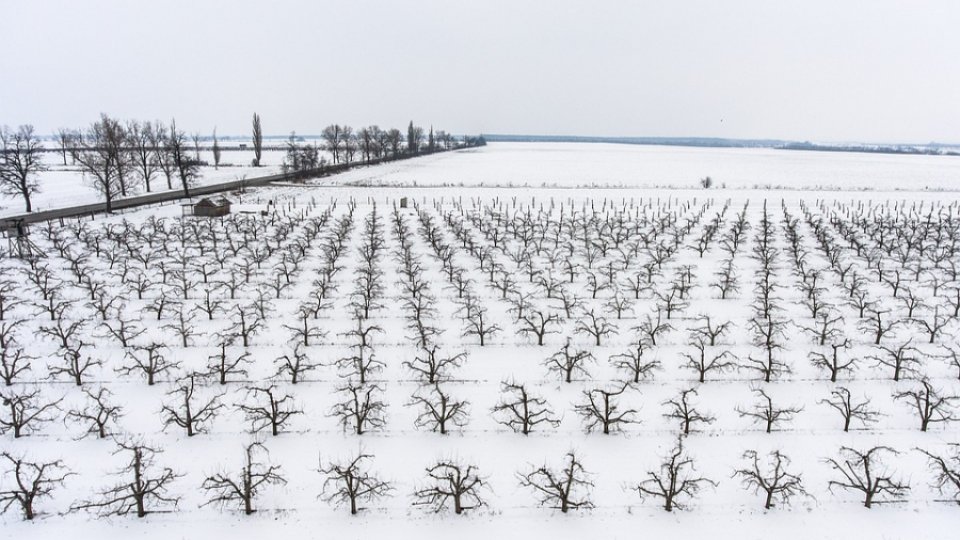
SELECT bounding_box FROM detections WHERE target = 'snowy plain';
[3,141,960,218]
[0,143,958,540]
[0,148,286,218]
[313,142,960,191]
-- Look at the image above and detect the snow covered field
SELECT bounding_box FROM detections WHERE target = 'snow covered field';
[316,142,960,191]
[0,148,286,218]
[4,141,960,219]
[1,144,959,539]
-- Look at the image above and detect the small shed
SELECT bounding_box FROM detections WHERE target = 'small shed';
[399,197,408,209]
[183,197,232,218]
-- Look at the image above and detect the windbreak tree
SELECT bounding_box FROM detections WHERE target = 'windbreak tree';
[74,114,125,212]
[252,113,263,166]
[0,125,46,213]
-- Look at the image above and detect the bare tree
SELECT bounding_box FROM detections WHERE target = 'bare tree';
[491,381,560,435]
[574,308,619,346]
[168,119,198,197]
[48,342,100,386]
[38,319,85,349]
[72,439,181,517]
[690,315,732,346]
[632,436,716,511]
[0,125,46,212]
[0,388,61,438]
[740,317,790,382]
[207,342,252,385]
[517,309,562,346]
[819,387,881,432]
[201,441,286,515]
[55,127,76,165]
[610,341,662,383]
[162,306,198,347]
[274,343,320,384]
[0,452,72,520]
[408,383,469,434]
[912,307,951,344]
[825,446,909,508]
[160,374,225,437]
[118,342,180,385]
[100,315,145,348]
[458,295,501,346]
[808,339,855,382]
[894,378,958,431]
[412,460,485,515]
[283,310,326,346]
[334,345,384,385]
[73,114,125,212]
[800,310,842,344]
[662,387,716,435]
[915,444,960,504]
[0,281,26,321]
[329,383,387,435]
[544,340,595,383]
[340,317,384,349]
[403,346,466,384]
[732,450,807,509]
[237,385,302,436]
[0,347,31,386]
[681,337,736,383]
[635,310,673,346]
[575,383,638,434]
[321,124,343,164]
[129,120,159,192]
[869,340,921,381]
[858,308,901,346]
[736,387,802,433]
[518,451,593,513]
[320,452,393,515]
[65,387,123,439]
[712,259,740,299]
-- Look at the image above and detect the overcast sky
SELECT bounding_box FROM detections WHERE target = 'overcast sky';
[1,0,957,143]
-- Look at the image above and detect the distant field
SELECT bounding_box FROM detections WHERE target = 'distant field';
[1,145,959,540]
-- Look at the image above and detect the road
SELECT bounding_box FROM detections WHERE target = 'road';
[0,149,458,228]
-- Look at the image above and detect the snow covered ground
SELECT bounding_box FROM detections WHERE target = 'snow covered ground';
[0,148,286,218]
[314,142,960,191]
[5,141,960,218]
[1,144,959,539]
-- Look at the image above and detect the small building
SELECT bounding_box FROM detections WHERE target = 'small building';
[183,197,232,218]
[399,197,408,209]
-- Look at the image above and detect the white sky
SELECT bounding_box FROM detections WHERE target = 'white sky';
[1,0,957,143]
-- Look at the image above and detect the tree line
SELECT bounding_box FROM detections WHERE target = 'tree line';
[0,114,480,214]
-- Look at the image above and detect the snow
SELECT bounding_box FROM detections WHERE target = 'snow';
[0,143,958,539]
[313,142,960,191]
[5,141,960,218]
[0,149,285,218]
